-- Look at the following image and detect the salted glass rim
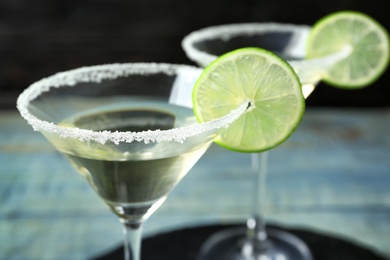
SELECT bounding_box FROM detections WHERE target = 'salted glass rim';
[182,22,352,76]
[16,62,247,145]
[182,22,311,65]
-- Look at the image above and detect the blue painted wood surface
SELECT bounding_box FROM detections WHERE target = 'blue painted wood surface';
[1,108,389,260]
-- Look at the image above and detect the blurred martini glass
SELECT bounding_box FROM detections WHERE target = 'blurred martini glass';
[181,22,350,260]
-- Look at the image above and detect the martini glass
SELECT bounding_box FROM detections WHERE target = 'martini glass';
[16,63,247,260]
[182,23,350,260]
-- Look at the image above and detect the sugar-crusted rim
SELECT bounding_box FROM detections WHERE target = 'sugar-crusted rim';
[16,63,247,144]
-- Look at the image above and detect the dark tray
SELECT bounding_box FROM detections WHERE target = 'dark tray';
[93,224,388,260]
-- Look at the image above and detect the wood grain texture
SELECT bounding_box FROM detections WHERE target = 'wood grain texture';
[1,108,389,259]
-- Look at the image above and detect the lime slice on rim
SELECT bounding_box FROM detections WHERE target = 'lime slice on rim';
[192,47,305,153]
[307,11,389,88]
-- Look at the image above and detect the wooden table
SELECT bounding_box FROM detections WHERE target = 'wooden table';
[1,108,389,260]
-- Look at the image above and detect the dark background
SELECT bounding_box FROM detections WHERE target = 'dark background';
[0,0,389,109]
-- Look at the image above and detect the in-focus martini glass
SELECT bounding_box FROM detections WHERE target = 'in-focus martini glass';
[16,63,247,260]
[182,23,350,260]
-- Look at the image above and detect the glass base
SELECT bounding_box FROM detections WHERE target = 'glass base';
[197,227,313,260]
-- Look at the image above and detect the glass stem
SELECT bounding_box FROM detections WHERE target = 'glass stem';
[242,152,269,256]
[123,222,143,260]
